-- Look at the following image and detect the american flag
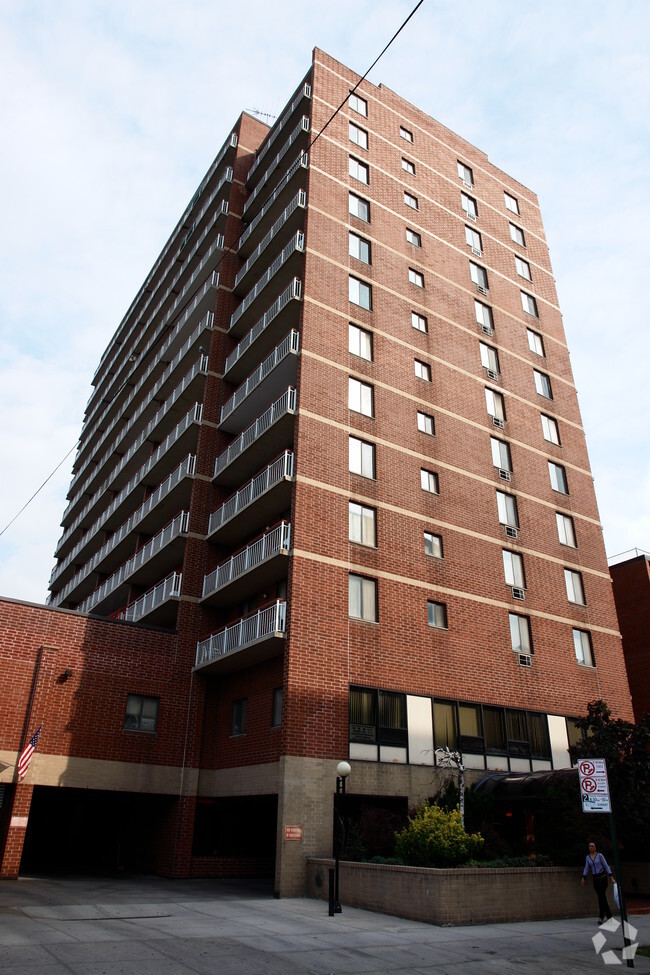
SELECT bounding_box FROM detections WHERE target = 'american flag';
[17,725,42,780]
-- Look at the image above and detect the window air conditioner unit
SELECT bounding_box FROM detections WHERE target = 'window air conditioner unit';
[481,324,493,336]
[498,468,511,482]
[463,179,473,189]
[486,368,499,381]
[505,525,518,539]
[466,210,477,221]
[512,587,525,601]
[471,246,481,257]
[492,416,504,429]
[477,285,489,296]
[519,654,532,668]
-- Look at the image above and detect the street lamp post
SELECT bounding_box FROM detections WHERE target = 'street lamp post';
[329,760,351,916]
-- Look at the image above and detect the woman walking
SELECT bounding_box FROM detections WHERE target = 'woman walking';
[581,840,614,923]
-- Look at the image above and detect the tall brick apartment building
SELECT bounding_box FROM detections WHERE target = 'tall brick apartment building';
[0,49,633,893]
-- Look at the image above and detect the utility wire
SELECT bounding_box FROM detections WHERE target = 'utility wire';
[1,0,425,540]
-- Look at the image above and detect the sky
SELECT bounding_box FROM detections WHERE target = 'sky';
[0,0,649,604]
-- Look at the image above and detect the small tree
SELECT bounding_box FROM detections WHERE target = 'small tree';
[394,803,484,868]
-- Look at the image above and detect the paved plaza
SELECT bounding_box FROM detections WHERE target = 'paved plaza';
[0,874,648,974]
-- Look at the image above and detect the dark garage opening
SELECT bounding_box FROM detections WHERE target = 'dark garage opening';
[192,795,277,877]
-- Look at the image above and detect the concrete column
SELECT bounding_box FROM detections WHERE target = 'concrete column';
[0,784,34,879]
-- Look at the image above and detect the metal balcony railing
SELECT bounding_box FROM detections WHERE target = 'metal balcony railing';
[234,191,306,290]
[229,233,304,332]
[208,451,294,538]
[247,82,311,182]
[78,511,190,615]
[115,571,182,624]
[220,331,299,426]
[195,599,287,669]
[224,280,301,378]
[243,118,310,218]
[239,154,308,253]
[212,387,296,481]
[202,521,290,600]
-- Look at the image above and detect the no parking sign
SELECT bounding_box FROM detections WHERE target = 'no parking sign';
[578,758,611,813]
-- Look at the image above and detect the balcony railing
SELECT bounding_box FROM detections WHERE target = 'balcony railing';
[78,511,190,615]
[234,191,306,292]
[239,154,308,253]
[115,571,182,624]
[229,233,304,332]
[220,331,299,428]
[208,451,294,538]
[195,599,286,669]
[224,280,301,379]
[243,118,310,219]
[247,81,311,183]
[202,521,290,600]
[212,387,296,481]
[50,455,196,595]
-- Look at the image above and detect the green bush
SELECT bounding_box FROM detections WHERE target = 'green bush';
[394,803,484,867]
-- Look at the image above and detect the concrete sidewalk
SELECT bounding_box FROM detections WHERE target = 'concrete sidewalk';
[0,874,648,974]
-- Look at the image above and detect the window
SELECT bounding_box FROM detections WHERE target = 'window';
[504,191,519,214]
[400,125,413,142]
[457,161,473,185]
[485,387,506,422]
[565,569,586,605]
[349,687,407,747]
[349,323,373,360]
[349,501,376,547]
[461,192,478,219]
[349,232,371,264]
[349,92,367,117]
[573,628,594,667]
[434,699,457,750]
[475,300,494,331]
[406,228,421,247]
[484,706,507,754]
[404,191,419,210]
[465,226,482,252]
[480,341,499,374]
[491,437,512,472]
[515,256,532,281]
[123,694,159,732]
[409,268,424,288]
[412,311,428,332]
[457,701,483,750]
[549,462,569,494]
[349,377,374,416]
[414,359,431,381]
[470,262,488,290]
[232,698,247,736]
[272,688,282,728]
[556,512,577,547]
[521,291,538,316]
[417,411,435,435]
[349,436,375,478]
[349,122,368,150]
[527,328,544,356]
[349,192,370,222]
[402,157,416,174]
[503,550,526,589]
[424,531,443,558]
[534,369,553,399]
[349,574,377,622]
[349,275,372,310]
[509,613,532,653]
[497,491,519,528]
[421,469,439,494]
[510,223,525,246]
[349,156,369,184]
[541,414,560,445]
[428,600,448,628]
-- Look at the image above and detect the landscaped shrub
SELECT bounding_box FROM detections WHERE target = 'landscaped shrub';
[394,803,484,867]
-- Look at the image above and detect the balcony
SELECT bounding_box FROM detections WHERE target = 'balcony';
[246,80,311,187]
[195,599,286,676]
[114,571,182,628]
[212,387,296,487]
[234,191,306,296]
[238,153,308,259]
[220,331,299,434]
[78,511,190,616]
[50,455,195,597]
[201,521,290,606]
[208,451,293,545]
[224,280,301,385]
[243,117,310,222]
[229,232,304,337]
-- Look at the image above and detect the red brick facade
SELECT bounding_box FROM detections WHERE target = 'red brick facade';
[610,554,650,721]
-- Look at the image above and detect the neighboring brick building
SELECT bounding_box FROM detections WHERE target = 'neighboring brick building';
[0,49,633,893]
[610,551,650,721]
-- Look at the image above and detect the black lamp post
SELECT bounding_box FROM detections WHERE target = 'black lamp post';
[329,760,351,916]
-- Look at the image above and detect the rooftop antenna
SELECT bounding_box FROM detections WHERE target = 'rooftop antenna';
[248,108,277,122]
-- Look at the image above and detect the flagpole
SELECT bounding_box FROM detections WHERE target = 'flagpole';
[15,646,44,782]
